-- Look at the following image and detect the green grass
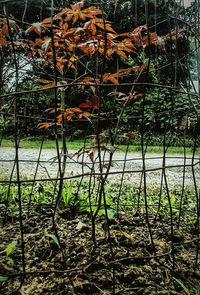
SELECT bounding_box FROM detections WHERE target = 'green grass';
[0,138,88,150]
[117,145,200,154]
[1,137,199,154]
[0,180,197,224]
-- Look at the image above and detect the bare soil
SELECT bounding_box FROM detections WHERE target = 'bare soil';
[0,208,200,295]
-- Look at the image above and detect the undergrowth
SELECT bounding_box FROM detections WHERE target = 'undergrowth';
[0,180,197,225]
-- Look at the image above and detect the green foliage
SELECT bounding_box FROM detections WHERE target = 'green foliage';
[2,81,52,137]
[173,278,200,295]
[85,0,183,33]
[174,278,190,295]
[1,137,89,149]
[98,208,116,219]
[0,181,198,224]
[62,182,75,206]
[118,88,196,134]
[5,241,17,257]
[0,276,9,282]
[0,240,18,267]
[44,229,60,249]
[195,284,200,295]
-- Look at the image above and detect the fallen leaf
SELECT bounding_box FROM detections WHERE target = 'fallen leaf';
[76,221,88,231]
[121,231,133,241]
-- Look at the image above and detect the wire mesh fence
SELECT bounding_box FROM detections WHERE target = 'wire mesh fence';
[0,0,200,294]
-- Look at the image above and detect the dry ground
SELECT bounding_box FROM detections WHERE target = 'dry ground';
[0,207,200,295]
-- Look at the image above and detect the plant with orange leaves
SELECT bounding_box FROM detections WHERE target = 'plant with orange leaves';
[23,1,186,131]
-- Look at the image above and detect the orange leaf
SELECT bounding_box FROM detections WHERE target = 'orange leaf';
[72,107,82,113]
[121,92,144,104]
[36,79,55,89]
[83,6,102,17]
[142,32,158,47]
[38,122,54,129]
[0,34,6,46]
[116,50,128,60]
[118,67,133,76]
[82,76,95,84]
[36,79,54,85]
[57,114,63,123]
[1,24,8,36]
[162,28,186,41]
[48,108,64,114]
[95,22,116,33]
[133,24,147,35]
[41,17,57,29]
[55,2,102,25]
[103,73,119,85]
[61,22,69,31]
[81,112,92,118]
[106,48,113,58]
[108,76,119,85]
[41,17,52,24]
[0,18,18,36]
[72,12,79,24]
[25,22,43,35]
[64,113,74,121]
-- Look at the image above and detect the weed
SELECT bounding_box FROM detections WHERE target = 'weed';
[0,181,197,224]
[0,240,18,268]
[44,229,60,249]
[174,277,200,295]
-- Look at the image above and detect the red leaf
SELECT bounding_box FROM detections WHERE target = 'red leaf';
[78,103,91,108]
[79,96,99,109]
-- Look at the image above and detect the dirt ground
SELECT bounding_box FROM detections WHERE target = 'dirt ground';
[0,207,200,295]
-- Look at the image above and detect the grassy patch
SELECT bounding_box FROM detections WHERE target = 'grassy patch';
[1,137,199,154]
[117,144,199,154]
[0,138,89,150]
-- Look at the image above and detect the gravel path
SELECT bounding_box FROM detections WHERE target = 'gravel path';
[0,147,200,186]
